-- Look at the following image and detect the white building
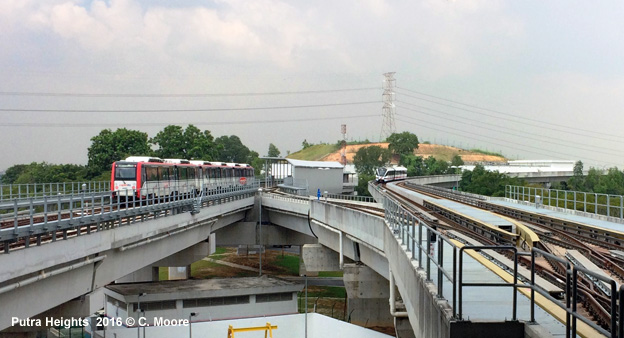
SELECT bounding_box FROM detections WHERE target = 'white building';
[102,276,302,328]
[461,160,575,174]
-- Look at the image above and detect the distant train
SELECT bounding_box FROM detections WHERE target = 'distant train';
[111,156,254,200]
[375,166,408,183]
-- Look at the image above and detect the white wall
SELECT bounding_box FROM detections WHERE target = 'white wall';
[98,313,392,338]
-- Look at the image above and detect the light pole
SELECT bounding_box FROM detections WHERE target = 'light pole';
[258,187,263,276]
[450,166,461,191]
[189,312,198,338]
[137,293,146,338]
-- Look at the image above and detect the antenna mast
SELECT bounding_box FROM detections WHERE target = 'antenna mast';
[380,72,396,141]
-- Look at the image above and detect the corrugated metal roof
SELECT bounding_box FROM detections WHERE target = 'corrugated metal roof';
[286,159,343,169]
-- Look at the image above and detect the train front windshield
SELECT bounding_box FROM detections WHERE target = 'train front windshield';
[376,168,387,177]
[115,163,137,181]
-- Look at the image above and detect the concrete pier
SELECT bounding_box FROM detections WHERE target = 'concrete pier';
[343,264,393,327]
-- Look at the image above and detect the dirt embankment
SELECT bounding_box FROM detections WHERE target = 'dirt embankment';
[321,143,506,164]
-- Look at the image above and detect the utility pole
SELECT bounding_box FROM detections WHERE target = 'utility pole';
[380,72,396,142]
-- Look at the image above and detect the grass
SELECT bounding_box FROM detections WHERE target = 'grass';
[300,286,346,299]
[158,253,228,280]
[318,271,344,277]
[287,144,340,161]
[469,148,504,157]
[272,254,300,275]
[209,246,228,260]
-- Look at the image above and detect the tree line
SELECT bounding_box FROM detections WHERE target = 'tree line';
[353,131,465,195]
[1,125,276,184]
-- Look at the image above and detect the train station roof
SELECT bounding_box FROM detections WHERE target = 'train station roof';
[285,159,343,169]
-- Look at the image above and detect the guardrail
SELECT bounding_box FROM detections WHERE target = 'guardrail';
[0,181,110,202]
[383,187,623,336]
[383,195,459,317]
[323,193,376,203]
[506,185,624,219]
[0,183,259,254]
[529,248,620,337]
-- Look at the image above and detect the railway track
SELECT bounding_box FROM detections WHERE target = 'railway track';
[385,181,621,333]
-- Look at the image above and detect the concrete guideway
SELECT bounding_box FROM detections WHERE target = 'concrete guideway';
[0,195,255,331]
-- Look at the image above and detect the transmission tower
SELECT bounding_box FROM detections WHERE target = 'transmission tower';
[380,72,396,141]
[340,124,347,165]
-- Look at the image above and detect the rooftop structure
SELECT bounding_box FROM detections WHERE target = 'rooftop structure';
[461,160,575,174]
[103,277,303,328]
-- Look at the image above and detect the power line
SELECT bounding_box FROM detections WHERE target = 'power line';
[0,100,381,113]
[0,114,378,128]
[396,94,624,144]
[0,87,380,98]
[396,87,624,142]
[396,103,623,157]
[395,115,617,166]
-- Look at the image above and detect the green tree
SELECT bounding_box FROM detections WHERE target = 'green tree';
[387,132,419,156]
[151,125,185,158]
[450,155,464,167]
[150,125,218,160]
[400,155,425,176]
[3,162,87,184]
[302,139,312,149]
[215,135,252,163]
[423,156,449,175]
[568,160,585,191]
[353,146,390,175]
[597,167,624,195]
[1,164,28,184]
[355,173,374,196]
[460,164,524,197]
[87,128,151,177]
[584,167,601,192]
[268,143,281,157]
[184,125,218,160]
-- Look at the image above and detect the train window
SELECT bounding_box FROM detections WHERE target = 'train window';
[164,167,171,180]
[180,167,187,180]
[188,167,195,179]
[145,166,158,181]
[387,170,395,177]
[115,164,137,180]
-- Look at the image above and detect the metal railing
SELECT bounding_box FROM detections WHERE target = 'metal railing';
[383,190,624,336]
[262,192,309,205]
[322,193,376,203]
[529,248,621,337]
[507,185,624,219]
[0,181,110,202]
[383,195,459,317]
[458,245,519,321]
[0,182,259,254]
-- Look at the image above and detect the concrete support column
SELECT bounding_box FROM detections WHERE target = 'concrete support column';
[343,263,393,327]
[116,265,159,283]
[395,316,416,338]
[299,246,318,277]
[168,265,192,280]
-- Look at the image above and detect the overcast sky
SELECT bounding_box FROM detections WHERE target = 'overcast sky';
[1,0,623,172]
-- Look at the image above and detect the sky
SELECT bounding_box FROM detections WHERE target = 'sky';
[1,0,624,172]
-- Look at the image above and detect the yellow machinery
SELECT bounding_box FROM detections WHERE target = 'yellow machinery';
[227,322,277,338]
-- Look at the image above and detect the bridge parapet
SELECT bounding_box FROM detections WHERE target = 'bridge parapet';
[311,200,385,252]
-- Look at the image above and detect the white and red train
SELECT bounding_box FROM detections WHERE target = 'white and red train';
[111,156,254,200]
[375,166,408,183]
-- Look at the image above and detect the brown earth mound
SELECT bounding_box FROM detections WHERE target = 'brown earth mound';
[321,143,506,164]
